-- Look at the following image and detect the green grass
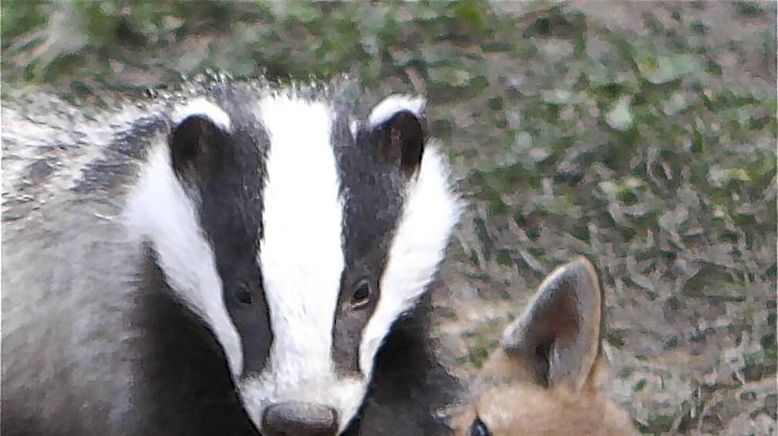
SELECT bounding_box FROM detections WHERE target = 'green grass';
[2,1,776,433]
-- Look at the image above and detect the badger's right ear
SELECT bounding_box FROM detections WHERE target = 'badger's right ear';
[367,95,427,177]
[501,257,604,392]
[169,98,232,177]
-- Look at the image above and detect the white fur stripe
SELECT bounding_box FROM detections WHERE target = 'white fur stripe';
[124,140,243,377]
[360,145,461,376]
[251,95,361,432]
[367,94,426,127]
[171,98,232,132]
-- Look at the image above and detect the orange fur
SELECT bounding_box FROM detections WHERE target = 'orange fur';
[453,352,637,435]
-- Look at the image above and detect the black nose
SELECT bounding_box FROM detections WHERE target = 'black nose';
[262,402,339,436]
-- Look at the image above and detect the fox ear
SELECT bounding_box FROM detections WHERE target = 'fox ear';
[501,257,604,391]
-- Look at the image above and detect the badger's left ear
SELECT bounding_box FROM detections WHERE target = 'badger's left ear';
[367,95,427,177]
[169,98,232,178]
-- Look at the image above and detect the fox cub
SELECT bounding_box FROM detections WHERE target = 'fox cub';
[454,257,639,436]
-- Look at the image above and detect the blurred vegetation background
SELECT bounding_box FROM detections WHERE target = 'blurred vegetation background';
[2,1,776,434]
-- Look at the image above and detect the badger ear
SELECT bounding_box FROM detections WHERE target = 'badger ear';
[501,257,604,392]
[169,99,232,176]
[367,95,427,177]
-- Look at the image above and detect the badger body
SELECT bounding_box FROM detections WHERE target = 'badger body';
[1,81,461,436]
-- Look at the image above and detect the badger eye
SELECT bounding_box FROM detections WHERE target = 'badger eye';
[350,280,372,309]
[236,286,252,305]
[469,416,490,436]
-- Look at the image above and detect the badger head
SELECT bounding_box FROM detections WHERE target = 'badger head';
[125,87,460,435]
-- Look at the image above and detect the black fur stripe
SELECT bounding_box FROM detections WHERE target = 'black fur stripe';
[331,109,409,376]
[177,93,274,378]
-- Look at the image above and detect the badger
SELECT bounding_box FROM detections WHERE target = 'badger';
[1,80,461,436]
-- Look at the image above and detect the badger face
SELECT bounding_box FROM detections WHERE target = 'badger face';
[125,87,460,435]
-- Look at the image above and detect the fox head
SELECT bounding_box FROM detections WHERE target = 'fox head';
[453,257,638,436]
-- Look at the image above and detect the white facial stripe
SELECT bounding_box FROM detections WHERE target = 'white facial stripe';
[367,94,426,127]
[349,119,359,139]
[360,145,461,376]
[171,97,232,132]
[123,140,243,378]
[251,95,362,431]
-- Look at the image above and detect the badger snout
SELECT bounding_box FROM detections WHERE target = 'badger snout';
[262,401,339,436]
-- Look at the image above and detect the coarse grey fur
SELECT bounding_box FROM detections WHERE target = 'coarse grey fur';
[2,88,255,435]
